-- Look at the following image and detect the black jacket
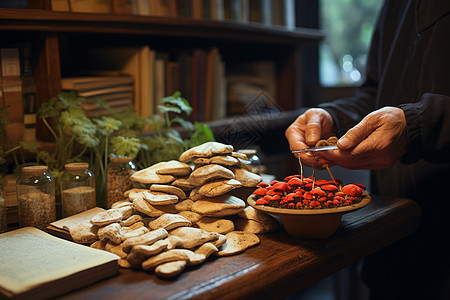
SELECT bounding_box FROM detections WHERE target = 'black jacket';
[320,0,450,219]
[318,1,450,298]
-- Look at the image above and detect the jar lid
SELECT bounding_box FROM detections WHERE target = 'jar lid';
[110,157,132,163]
[22,165,48,173]
[65,162,89,170]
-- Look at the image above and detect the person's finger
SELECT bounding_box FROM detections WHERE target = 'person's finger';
[338,113,379,149]
[285,115,308,151]
[304,113,323,146]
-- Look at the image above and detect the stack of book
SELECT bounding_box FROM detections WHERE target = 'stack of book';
[61,75,134,118]
[86,46,226,122]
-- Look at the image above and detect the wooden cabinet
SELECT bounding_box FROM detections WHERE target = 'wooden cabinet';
[0,6,322,177]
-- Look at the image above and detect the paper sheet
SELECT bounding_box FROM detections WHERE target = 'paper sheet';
[0,227,118,296]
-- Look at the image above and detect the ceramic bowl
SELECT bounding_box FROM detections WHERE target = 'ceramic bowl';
[247,193,371,239]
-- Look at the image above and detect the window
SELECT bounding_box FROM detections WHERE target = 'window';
[319,0,384,86]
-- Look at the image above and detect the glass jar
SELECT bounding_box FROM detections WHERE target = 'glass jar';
[0,185,6,233]
[238,149,261,174]
[16,165,56,230]
[106,157,136,209]
[60,162,96,217]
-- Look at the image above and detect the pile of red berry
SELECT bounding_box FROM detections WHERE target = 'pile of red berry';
[252,175,366,209]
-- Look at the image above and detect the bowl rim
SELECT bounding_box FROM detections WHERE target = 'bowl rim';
[247,193,371,216]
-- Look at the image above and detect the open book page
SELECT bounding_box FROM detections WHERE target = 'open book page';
[49,207,105,231]
[0,227,119,297]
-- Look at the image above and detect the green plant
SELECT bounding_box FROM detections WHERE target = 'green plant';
[16,91,213,209]
[21,92,140,209]
[133,91,215,168]
[89,115,140,208]
[22,92,98,177]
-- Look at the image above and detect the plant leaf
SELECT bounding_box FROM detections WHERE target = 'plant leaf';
[190,121,215,145]
[94,116,122,136]
[159,92,192,116]
[110,136,140,158]
[157,105,181,115]
[171,117,194,132]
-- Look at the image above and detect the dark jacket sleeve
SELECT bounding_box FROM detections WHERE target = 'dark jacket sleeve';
[400,93,450,164]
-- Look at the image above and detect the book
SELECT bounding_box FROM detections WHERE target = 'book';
[176,0,191,17]
[191,0,204,19]
[0,227,119,299]
[47,207,106,242]
[82,96,132,111]
[51,0,70,11]
[111,0,137,14]
[204,47,217,121]
[211,50,227,120]
[191,48,206,122]
[0,48,23,146]
[150,0,176,16]
[283,0,296,30]
[272,0,284,26]
[165,61,180,97]
[241,0,249,23]
[61,75,134,117]
[177,51,193,107]
[87,47,143,114]
[209,0,224,20]
[260,0,272,26]
[20,44,36,142]
[249,0,262,23]
[61,76,134,91]
[76,85,133,98]
[69,0,112,13]
[91,0,112,13]
[82,91,133,107]
[0,48,20,79]
[82,97,133,118]
[139,46,155,117]
[224,0,241,21]
[21,78,36,142]
[154,52,169,110]
[136,0,150,15]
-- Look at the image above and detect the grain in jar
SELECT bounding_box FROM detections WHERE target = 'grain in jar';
[16,166,56,230]
[106,157,136,208]
[60,162,96,217]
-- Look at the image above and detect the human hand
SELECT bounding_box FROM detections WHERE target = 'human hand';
[285,108,336,167]
[317,106,408,170]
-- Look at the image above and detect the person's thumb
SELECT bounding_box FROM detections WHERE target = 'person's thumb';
[338,116,375,149]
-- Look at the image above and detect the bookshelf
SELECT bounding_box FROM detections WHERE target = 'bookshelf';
[0,3,322,177]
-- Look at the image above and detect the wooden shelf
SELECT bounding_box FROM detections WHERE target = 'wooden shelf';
[0,9,323,44]
[0,6,319,176]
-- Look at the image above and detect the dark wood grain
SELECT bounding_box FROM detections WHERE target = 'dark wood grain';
[57,195,421,300]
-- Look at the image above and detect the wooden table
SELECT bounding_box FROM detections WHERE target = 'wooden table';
[59,195,421,300]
